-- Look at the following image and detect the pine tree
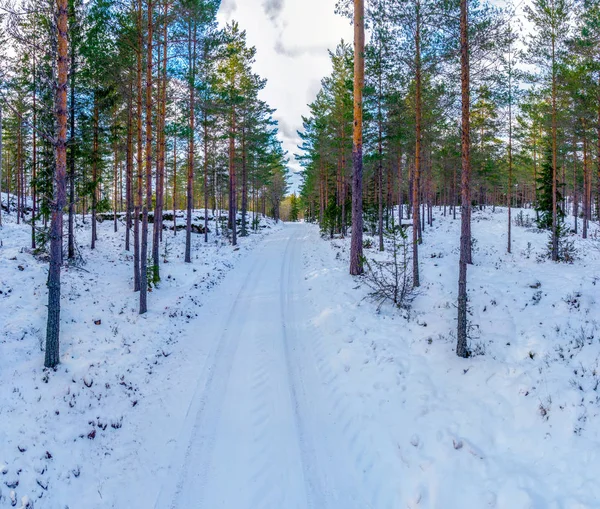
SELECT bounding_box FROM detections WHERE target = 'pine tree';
[525,0,572,261]
[536,141,565,229]
[45,0,70,368]
[350,0,365,276]
[289,193,300,222]
[456,0,472,359]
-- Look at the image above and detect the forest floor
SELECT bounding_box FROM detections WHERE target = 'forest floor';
[2,198,600,508]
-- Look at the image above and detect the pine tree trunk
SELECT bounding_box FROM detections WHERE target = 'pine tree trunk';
[140,0,153,314]
[341,123,347,237]
[551,33,559,261]
[573,138,578,234]
[113,108,119,233]
[507,60,513,254]
[398,150,403,220]
[91,94,98,249]
[133,0,144,291]
[32,53,37,250]
[185,19,196,263]
[583,129,589,239]
[6,149,9,215]
[173,136,177,234]
[125,91,133,251]
[583,130,592,235]
[159,4,168,242]
[229,106,237,246]
[152,39,162,278]
[457,0,471,359]
[45,0,69,368]
[349,0,364,276]
[241,126,248,236]
[596,79,600,221]
[68,18,76,260]
[16,115,22,225]
[378,53,384,251]
[152,5,168,276]
[412,4,422,287]
[134,0,143,292]
[203,105,208,243]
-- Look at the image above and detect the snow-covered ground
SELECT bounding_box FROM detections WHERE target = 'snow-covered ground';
[2,195,600,508]
[312,206,600,508]
[0,195,281,508]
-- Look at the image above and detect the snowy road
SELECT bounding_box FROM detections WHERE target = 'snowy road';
[155,224,371,509]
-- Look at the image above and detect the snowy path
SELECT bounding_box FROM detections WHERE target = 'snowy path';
[155,224,371,509]
[4,206,600,508]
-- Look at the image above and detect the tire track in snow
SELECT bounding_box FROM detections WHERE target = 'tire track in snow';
[154,253,269,509]
[244,288,296,509]
[297,228,400,509]
[280,227,375,509]
[156,225,396,509]
[157,230,316,509]
[278,232,327,508]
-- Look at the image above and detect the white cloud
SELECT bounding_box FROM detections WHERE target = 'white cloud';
[219,0,237,17]
[217,0,353,192]
[262,0,285,23]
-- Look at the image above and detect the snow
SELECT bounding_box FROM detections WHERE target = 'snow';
[0,196,282,508]
[307,207,600,508]
[2,195,600,508]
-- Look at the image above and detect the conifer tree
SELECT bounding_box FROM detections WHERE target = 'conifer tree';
[526,0,572,261]
[45,0,69,368]
[457,0,472,359]
[350,0,365,276]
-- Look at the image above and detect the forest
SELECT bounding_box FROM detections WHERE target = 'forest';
[1,0,600,507]
[298,0,600,357]
[0,0,289,367]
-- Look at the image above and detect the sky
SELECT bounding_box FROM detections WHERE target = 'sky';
[217,0,353,193]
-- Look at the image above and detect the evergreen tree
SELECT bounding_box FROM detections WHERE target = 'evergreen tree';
[289,193,300,222]
[525,0,572,261]
[536,141,565,229]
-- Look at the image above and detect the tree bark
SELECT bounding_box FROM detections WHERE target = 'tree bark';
[31,52,37,249]
[134,0,143,292]
[229,106,237,246]
[412,2,422,287]
[185,19,196,263]
[457,0,471,359]
[112,108,119,233]
[583,127,590,239]
[507,50,513,254]
[550,29,558,261]
[203,100,209,243]
[153,2,168,277]
[173,135,177,233]
[91,94,99,249]
[241,125,248,236]
[125,89,133,251]
[140,0,153,314]
[597,77,600,222]
[377,47,384,251]
[398,150,403,221]
[152,33,163,277]
[573,137,578,234]
[16,112,22,225]
[68,27,76,259]
[350,0,364,276]
[45,0,69,368]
